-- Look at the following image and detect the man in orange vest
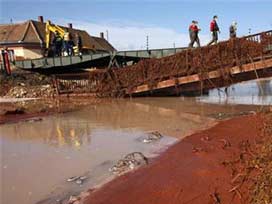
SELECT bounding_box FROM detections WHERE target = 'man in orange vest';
[188,20,201,48]
[207,15,220,45]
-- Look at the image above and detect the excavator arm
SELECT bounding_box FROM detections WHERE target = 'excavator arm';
[45,21,66,49]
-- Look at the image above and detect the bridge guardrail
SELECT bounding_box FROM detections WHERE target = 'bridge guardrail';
[15,52,111,69]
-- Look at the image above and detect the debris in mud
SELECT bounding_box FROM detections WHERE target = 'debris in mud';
[68,195,81,204]
[201,136,211,142]
[209,111,256,120]
[67,174,89,185]
[210,190,221,204]
[67,191,92,204]
[218,139,231,149]
[142,131,163,143]
[67,176,81,182]
[192,146,204,153]
[24,117,43,123]
[249,113,272,204]
[109,152,148,175]
[5,84,55,98]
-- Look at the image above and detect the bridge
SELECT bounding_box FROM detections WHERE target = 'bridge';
[14,30,272,97]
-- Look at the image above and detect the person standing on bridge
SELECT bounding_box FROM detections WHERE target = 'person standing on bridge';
[188,20,201,48]
[76,33,83,56]
[53,31,63,57]
[229,21,238,38]
[207,15,220,45]
[63,29,72,56]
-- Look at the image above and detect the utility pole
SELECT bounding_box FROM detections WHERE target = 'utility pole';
[173,42,176,48]
[146,35,149,50]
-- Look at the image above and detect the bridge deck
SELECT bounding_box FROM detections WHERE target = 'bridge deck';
[129,57,272,96]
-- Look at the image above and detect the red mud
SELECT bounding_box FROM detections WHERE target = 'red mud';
[84,114,264,204]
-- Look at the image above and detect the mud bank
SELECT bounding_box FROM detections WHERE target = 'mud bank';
[82,113,266,204]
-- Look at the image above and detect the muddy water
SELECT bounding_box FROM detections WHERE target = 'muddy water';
[1,78,271,204]
[1,114,177,204]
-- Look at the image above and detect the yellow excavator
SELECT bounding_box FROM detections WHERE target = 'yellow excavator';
[45,20,79,56]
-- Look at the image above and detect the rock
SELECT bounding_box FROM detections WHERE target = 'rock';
[142,131,163,143]
[110,152,148,174]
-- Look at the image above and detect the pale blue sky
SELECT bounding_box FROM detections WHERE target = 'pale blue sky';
[0,0,272,50]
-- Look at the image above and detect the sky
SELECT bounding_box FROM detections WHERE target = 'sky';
[0,0,272,50]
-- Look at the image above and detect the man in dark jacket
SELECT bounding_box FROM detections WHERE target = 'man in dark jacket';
[207,15,220,45]
[53,31,63,56]
[76,33,83,55]
[188,20,201,48]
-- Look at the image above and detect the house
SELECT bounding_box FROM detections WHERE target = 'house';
[0,16,116,60]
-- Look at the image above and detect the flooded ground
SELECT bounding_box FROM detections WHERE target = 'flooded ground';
[1,78,272,204]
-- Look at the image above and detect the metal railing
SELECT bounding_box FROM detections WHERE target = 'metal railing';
[15,52,111,69]
[54,72,103,94]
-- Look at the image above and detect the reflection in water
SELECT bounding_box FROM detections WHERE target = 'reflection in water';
[258,80,272,96]
[55,123,91,149]
[199,78,272,105]
[2,118,92,149]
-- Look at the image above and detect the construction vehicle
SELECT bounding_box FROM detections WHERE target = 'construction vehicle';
[45,20,79,56]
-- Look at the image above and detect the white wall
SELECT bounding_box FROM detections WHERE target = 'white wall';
[1,47,43,60]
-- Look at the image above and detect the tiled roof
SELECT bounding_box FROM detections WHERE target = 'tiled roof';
[0,20,116,52]
[0,22,31,42]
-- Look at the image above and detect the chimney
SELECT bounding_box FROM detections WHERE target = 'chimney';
[68,23,73,29]
[38,16,44,23]
[100,32,104,39]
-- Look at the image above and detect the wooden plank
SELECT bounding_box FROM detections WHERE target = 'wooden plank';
[131,58,272,94]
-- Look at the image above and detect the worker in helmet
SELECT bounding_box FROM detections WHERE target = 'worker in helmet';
[188,20,201,48]
[207,15,220,45]
[63,29,71,56]
[53,31,63,56]
[229,21,238,38]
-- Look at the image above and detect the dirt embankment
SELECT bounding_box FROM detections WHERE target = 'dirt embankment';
[81,113,271,204]
[0,69,55,98]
